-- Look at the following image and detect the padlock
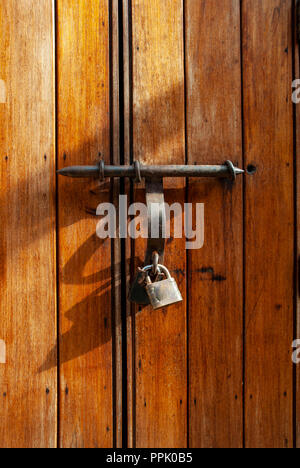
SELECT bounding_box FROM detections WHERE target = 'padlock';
[129,266,166,306]
[144,265,183,310]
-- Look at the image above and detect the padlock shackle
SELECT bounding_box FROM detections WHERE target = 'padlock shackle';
[143,264,171,280]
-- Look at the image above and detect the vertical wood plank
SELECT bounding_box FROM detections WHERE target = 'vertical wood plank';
[0,0,56,448]
[295,0,300,449]
[126,0,187,448]
[123,0,133,448]
[243,0,294,448]
[111,0,123,448]
[186,0,243,448]
[123,0,134,447]
[57,0,113,448]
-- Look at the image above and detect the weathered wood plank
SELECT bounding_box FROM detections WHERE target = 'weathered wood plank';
[0,0,56,448]
[243,0,294,448]
[126,0,187,448]
[57,0,113,448]
[185,0,243,448]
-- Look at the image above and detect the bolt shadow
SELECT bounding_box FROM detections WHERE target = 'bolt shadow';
[0,72,240,373]
[38,182,188,372]
[38,278,112,372]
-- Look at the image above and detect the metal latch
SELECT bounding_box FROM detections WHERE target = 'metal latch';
[58,160,244,182]
[58,159,244,309]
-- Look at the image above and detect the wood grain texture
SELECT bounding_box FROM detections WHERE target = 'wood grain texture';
[122,0,134,447]
[57,0,113,448]
[243,0,294,448]
[0,0,56,448]
[127,0,187,448]
[111,0,123,448]
[185,0,243,448]
[295,0,300,449]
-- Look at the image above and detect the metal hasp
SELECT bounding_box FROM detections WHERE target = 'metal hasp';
[57,160,244,182]
[144,178,166,266]
[58,159,244,308]
[129,178,167,306]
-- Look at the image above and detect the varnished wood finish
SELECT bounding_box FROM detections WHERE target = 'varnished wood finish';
[243,0,294,448]
[0,0,298,449]
[126,0,187,448]
[57,0,113,448]
[0,0,56,448]
[123,0,134,447]
[295,0,300,449]
[185,0,243,448]
[111,0,123,448]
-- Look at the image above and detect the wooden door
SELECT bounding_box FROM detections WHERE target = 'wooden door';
[0,0,298,449]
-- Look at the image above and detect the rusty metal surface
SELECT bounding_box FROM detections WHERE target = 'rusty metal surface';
[57,161,244,180]
[144,178,166,266]
[144,265,183,310]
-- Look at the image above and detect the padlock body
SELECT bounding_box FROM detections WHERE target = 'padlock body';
[145,277,183,310]
[129,269,166,306]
